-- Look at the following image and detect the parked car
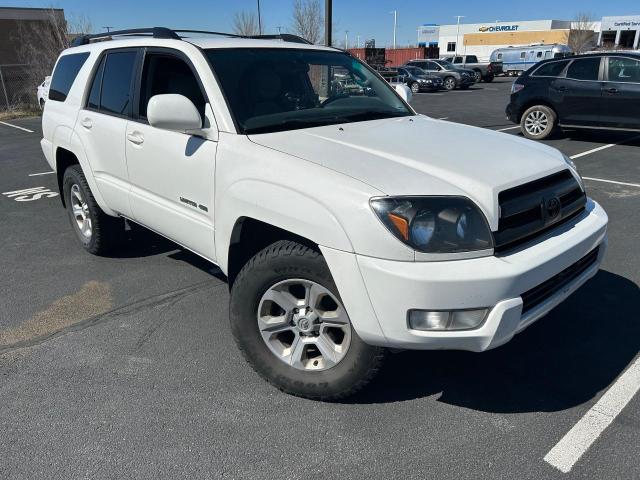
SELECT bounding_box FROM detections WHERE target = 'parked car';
[37,76,51,108]
[397,66,443,92]
[405,59,475,90]
[440,55,498,82]
[491,44,573,77]
[506,52,640,140]
[42,28,607,400]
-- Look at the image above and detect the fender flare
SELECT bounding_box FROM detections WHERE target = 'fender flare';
[215,179,353,275]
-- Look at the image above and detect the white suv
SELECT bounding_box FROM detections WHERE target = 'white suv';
[41,28,608,400]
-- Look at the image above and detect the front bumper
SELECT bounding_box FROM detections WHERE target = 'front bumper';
[505,102,518,124]
[322,199,608,352]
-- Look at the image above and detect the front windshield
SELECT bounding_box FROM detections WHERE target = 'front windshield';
[205,48,413,134]
[405,66,426,76]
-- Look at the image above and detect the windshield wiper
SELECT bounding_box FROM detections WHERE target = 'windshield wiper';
[334,110,410,123]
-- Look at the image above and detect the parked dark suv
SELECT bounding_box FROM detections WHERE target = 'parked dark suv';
[506,53,640,140]
[397,66,444,92]
[405,59,476,90]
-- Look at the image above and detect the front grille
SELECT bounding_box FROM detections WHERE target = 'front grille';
[494,170,586,253]
[521,246,599,314]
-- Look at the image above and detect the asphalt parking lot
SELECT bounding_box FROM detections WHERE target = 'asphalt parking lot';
[1,78,639,479]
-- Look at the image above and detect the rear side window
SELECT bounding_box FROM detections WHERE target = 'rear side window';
[49,52,90,102]
[99,51,137,116]
[533,60,570,77]
[608,57,640,83]
[87,56,105,110]
[567,58,601,81]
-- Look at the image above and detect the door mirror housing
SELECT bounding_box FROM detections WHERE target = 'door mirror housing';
[395,84,413,103]
[147,94,202,133]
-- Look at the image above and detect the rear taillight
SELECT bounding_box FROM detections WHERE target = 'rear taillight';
[511,83,525,94]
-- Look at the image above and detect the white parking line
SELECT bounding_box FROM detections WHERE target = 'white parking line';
[570,134,640,160]
[495,126,521,132]
[28,171,54,177]
[583,177,640,188]
[570,144,616,159]
[438,117,449,120]
[0,120,34,133]
[544,356,640,473]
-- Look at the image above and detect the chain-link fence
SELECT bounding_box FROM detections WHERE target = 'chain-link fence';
[0,64,38,111]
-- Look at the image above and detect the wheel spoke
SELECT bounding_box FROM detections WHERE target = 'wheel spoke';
[261,288,301,314]
[258,314,291,334]
[288,335,306,368]
[314,334,337,367]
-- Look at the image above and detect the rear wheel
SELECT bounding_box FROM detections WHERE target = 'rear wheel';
[520,105,557,140]
[473,70,482,83]
[230,240,385,400]
[410,82,420,94]
[484,73,495,83]
[443,76,456,91]
[62,165,124,255]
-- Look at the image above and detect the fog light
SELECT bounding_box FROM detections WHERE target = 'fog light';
[408,308,489,331]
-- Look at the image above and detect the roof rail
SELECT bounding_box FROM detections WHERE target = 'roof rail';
[70,27,313,47]
[70,27,179,46]
[246,34,312,45]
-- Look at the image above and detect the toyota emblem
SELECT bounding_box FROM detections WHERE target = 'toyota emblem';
[546,197,561,219]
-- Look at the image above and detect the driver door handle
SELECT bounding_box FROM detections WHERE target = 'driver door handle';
[127,132,144,145]
[606,87,619,94]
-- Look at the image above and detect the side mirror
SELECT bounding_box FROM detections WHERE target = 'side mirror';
[147,94,202,133]
[395,84,412,103]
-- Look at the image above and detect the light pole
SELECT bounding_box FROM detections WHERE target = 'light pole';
[454,15,464,55]
[390,10,397,49]
[325,0,332,46]
[276,26,283,34]
[357,35,361,48]
[103,26,112,32]
[257,0,262,35]
[345,30,349,49]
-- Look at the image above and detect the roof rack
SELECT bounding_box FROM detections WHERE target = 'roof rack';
[70,27,312,47]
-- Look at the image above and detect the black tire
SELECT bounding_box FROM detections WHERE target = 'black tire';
[483,73,495,83]
[230,240,386,401]
[443,76,456,91]
[410,82,420,94]
[62,165,124,255]
[520,105,557,140]
[473,70,482,83]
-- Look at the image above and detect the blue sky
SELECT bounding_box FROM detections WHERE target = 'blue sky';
[10,0,640,47]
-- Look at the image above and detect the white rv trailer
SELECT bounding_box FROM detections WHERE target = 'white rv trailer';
[489,44,573,75]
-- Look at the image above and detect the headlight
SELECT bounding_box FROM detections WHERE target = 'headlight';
[563,154,585,191]
[370,196,493,253]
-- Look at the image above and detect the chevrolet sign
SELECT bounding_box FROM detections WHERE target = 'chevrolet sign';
[479,25,519,32]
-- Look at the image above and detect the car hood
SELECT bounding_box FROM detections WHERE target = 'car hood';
[248,115,569,228]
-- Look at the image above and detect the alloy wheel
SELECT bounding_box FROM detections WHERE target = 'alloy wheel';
[524,110,549,136]
[70,184,92,239]
[257,278,352,371]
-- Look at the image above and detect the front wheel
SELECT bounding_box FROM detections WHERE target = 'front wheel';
[410,82,420,94]
[520,105,557,140]
[443,76,456,91]
[473,70,482,83]
[230,240,385,400]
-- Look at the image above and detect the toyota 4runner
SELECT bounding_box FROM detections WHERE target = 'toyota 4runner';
[41,28,608,400]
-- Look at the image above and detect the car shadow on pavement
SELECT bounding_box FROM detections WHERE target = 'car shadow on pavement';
[348,270,640,412]
[559,130,640,146]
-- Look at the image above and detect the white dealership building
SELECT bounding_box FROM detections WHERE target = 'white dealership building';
[418,16,640,61]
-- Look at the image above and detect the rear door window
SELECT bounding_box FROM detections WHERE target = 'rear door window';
[533,60,570,77]
[607,57,640,83]
[49,52,90,102]
[466,55,478,63]
[99,51,137,116]
[566,57,601,81]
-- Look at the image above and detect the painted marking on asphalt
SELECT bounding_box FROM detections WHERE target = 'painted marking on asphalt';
[544,355,640,473]
[2,186,58,201]
[570,134,640,160]
[570,144,616,159]
[0,121,34,133]
[28,171,55,177]
[438,117,449,120]
[495,126,521,132]
[583,177,640,188]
